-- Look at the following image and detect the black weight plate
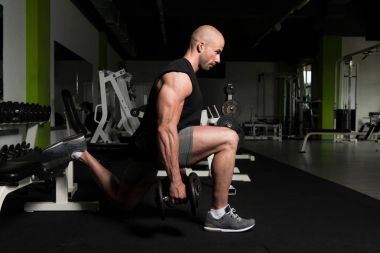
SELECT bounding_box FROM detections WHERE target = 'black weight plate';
[221,100,240,116]
[216,115,239,130]
[188,172,201,216]
[157,179,166,220]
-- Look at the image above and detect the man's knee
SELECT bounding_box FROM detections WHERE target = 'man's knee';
[223,127,239,149]
[113,158,157,210]
[116,179,155,210]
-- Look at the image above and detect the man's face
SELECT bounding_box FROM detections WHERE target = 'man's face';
[199,38,224,71]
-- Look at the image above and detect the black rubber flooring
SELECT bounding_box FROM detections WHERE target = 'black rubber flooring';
[1,149,380,253]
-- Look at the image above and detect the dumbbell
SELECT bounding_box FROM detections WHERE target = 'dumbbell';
[0,102,4,123]
[7,144,24,160]
[20,141,31,155]
[0,145,9,161]
[26,103,37,122]
[156,172,201,220]
[15,102,27,122]
[6,144,15,160]
[0,101,13,123]
[10,102,23,123]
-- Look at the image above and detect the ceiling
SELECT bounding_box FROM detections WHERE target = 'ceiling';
[72,0,377,63]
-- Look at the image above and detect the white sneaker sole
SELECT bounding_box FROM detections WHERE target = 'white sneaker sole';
[203,224,255,232]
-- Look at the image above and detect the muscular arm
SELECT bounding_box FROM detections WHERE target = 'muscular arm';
[156,72,192,201]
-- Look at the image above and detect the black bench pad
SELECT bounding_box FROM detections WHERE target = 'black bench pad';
[0,151,72,186]
[0,151,43,185]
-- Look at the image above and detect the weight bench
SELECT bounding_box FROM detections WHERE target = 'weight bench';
[0,134,98,212]
[299,129,367,153]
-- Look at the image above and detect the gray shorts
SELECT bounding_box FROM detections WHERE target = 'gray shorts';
[178,126,194,168]
[123,127,194,184]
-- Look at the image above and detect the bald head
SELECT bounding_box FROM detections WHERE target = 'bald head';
[190,25,224,48]
[184,25,225,71]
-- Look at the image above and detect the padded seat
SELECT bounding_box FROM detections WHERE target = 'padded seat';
[0,151,43,186]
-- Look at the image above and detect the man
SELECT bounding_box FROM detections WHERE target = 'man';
[74,25,255,232]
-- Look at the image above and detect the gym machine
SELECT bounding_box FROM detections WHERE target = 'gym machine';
[243,73,284,141]
[356,112,380,141]
[300,43,380,153]
[221,83,240,116]
[91,69,140,144]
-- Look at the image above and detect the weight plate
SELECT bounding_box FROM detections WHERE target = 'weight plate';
[157,179,166,220]
[188,172,201,216]
[221,100,240,116]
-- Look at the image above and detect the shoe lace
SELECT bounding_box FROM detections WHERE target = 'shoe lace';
[227,207,242,222]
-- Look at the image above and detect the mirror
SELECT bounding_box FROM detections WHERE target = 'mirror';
[54,41,93,127]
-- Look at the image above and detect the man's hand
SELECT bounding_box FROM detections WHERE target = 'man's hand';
[169,180,187,204]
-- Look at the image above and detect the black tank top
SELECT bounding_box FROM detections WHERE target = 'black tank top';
[132,58,203,158]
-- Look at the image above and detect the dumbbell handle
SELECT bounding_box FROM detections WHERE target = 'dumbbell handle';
[162,195,188,206]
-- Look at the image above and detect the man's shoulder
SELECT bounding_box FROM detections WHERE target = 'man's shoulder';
[158,58,193,85]
[164,58,187,68]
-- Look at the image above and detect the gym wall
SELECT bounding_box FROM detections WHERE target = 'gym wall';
[225,62,277,123]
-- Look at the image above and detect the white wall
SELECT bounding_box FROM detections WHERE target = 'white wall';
[51,0,99,68]
[1,0,25,102]
[341,37,380,128]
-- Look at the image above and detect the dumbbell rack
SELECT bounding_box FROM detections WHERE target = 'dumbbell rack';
[0,122,39,151]
[0,101,98,212]
[0,121,41,211]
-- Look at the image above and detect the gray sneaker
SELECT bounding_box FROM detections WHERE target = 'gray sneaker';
[42,134,87,161]
[204,205,255,232]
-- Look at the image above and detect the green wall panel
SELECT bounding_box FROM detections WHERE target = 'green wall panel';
[319,36,342,136]
[26,0,50,147]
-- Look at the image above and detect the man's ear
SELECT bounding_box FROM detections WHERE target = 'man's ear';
[197,42,204,53]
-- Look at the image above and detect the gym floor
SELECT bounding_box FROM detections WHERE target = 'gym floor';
[243,139,380,200]
[1,139,380,253]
